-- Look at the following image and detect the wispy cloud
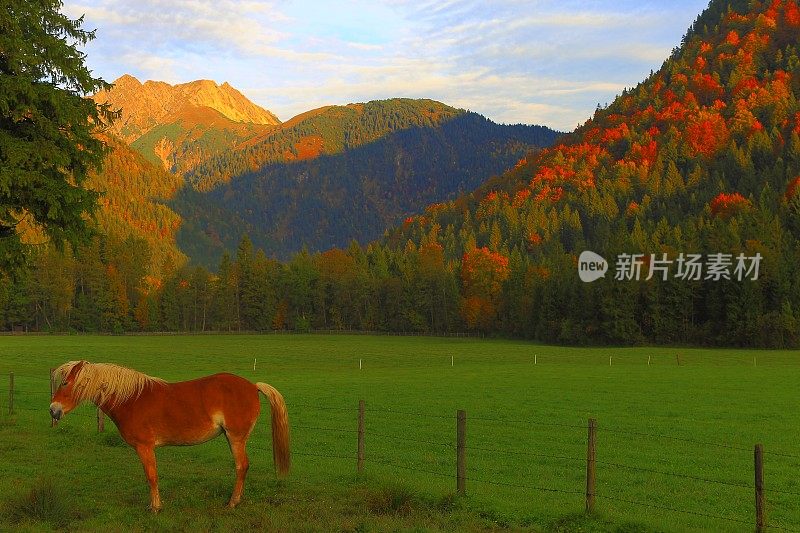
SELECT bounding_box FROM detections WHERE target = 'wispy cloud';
[64,0,709,131]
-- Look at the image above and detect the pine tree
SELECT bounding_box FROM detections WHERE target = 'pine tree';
[0,0,117,273]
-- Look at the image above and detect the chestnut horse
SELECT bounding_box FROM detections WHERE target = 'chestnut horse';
[49,361,290,512]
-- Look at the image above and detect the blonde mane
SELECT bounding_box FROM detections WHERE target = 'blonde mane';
[54,361,166,408]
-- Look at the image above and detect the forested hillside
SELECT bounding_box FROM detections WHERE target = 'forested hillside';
[186,99,465,190]
[176,111,559,265]
[89,89,560,266]
[0,135,186,332]
[90,136,186,275]
[4,0,797,348]
[388,0,800,346]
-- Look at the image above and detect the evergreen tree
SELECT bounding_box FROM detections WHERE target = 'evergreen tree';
[0,0,117,273]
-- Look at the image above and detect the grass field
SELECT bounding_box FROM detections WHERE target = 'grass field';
[0,334,798,532]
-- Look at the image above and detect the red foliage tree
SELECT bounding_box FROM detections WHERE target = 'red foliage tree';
[513,188,531,207]
[630,140,658,168]
[710,192,751,217]
[685,110,730,157]
[625,201,641,217]
[785,0,800,26]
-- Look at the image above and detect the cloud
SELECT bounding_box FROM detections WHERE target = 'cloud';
[66,0,291,58]
[346,42,385,51]
[118,52,178,82]
[63,0,710,131]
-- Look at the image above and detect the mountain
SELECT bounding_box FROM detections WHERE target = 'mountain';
[173,106,560,266]
[186,98,465,191]
[387,0,800,346]
[92,78,560,267]
[92,75,280,175]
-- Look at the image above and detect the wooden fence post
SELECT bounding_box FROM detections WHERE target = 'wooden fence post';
[50,368,57,427]
[97,408,105,433]
[8,372,14,416]
[357,400,365,473]
[586,418,596,513]
[457,409,466,495]
[755,444,765,533]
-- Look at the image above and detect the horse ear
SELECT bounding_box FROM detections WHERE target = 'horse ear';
[71,361,87,377]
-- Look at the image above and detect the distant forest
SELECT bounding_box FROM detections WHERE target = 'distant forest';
[2,0,800,348]
[175,111,559,266]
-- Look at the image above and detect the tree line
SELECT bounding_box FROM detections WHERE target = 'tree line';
[1,215,797,348]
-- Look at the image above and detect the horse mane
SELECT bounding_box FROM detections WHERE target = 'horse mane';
[54,361,166,408]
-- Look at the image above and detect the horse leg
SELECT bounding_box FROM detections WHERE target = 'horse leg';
[226,436,250,508]
[135,444,162,512]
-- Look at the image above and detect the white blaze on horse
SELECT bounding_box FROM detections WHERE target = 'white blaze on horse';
[49,361,290,512]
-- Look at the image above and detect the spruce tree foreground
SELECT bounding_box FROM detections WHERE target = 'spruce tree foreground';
[0,0,115,274]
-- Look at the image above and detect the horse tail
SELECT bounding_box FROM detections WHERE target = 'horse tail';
[256,382,291,478]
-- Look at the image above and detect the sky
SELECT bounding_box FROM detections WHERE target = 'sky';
[62,0,711,132]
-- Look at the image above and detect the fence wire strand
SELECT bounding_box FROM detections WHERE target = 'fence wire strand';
[601,426,800,461]
[365,457,453,480]
[469,415,585,430]
[293,451,357,461]
[765,523,800,532]
[464,444,584,464]
[465,475,584,496]
[595,459,753,489]
[1,373,49,381]
[769,487,800,497]
[293,404,356,412]
[293,425,359,434]
[366,430,454,448]
[365,407,453,420]
[764,450,800,460]
[600,427,754,452]
[595,494,753,526]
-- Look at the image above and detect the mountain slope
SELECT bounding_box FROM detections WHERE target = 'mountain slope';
[187,98,466,191]
[174,111,560,265]
[89,135,186,276]
[92,75,280,175]
[91,81,560,266]
[388,0,800,346]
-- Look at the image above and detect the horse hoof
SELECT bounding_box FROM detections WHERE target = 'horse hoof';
[227,500,240,509]
[150,506,162,514]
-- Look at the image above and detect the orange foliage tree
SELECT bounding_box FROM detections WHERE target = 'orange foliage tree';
[786,177,800,200]
[685,110,730,157]
[461,247,510,330]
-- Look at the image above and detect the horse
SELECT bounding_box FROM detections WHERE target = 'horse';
[48,361,290,512]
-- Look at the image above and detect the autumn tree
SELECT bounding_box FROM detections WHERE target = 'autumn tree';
[461,247,510,331]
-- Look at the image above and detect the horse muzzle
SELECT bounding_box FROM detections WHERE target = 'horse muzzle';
[49,403,63,421]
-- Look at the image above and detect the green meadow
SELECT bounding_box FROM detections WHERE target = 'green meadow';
[0,334,798,532]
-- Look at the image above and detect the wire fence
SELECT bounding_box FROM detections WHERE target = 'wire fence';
[0,329,483,338]
[2,371,799,532]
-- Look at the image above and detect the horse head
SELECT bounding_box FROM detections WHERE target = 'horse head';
[50,361,87,421]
